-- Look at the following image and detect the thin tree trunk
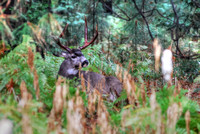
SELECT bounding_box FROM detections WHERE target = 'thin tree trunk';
[92,0,95,45]
[48,0,52,13]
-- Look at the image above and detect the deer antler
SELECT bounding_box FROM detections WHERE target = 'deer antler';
[79,17,98,50]
[54,17,98,52]
[54,23,72,53]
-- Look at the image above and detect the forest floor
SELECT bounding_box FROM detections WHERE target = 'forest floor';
[182,81,200,106]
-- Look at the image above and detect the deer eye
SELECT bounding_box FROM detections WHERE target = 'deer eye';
[71,55,77,58]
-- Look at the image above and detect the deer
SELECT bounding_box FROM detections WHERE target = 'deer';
[53,17,122,101]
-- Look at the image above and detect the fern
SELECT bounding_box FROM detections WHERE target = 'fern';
[0,95,48,134]
[0,35,63,109]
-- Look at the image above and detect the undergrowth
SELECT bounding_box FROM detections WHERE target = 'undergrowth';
[0,35,199,134]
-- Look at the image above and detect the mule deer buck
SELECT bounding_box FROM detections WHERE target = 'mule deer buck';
[53,17,122,101]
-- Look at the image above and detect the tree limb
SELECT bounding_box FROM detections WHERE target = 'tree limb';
[131,0,154,41]
[101,0,132,21]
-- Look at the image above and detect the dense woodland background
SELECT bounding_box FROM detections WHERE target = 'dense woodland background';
[0,0,199,134]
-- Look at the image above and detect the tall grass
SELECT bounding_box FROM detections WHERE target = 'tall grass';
[0,35,199,134]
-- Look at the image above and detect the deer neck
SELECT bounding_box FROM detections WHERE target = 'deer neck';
[66,68,79,78]
[58,60,79,79]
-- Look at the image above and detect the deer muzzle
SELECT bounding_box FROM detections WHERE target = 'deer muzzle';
[82,60,89,67]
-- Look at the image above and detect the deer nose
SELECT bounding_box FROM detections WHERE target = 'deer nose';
[82,60,89,67]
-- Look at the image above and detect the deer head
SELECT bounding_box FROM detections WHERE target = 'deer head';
[53,17,98,78]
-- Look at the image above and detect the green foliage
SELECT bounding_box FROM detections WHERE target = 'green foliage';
[52,0,88,46]
[12,23,32,46]
[0,0,199,133]
[175,59,200,82]
[0,95,48,134]
[118,86,200,133]
[0,17,15,46]
[82,44,118,76]
[0,35,36,93]
[0,35,63,109]
[26,1,49,23]
[0,36,199,133]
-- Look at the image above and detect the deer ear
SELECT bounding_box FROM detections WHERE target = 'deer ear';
[60,51,70,58]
